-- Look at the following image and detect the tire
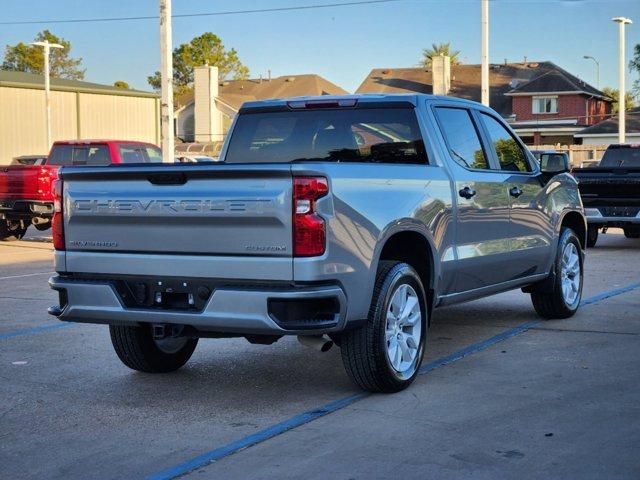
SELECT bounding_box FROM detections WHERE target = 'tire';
[0,222,27,241]
[624,229,640,239]
[531,228,583,319]
[586,226,598,248]
[340,261,427,393]
[109,324,198,373]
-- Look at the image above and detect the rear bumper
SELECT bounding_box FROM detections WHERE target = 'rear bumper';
[48,275,348,335]
[0,200,53,219]
[585,208,640,226]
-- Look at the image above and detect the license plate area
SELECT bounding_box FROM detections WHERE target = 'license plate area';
[114,278,213,312]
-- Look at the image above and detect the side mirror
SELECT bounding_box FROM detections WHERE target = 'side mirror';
[540,153,570,174]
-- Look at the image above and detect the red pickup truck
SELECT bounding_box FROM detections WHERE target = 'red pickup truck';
[0,140,162,240]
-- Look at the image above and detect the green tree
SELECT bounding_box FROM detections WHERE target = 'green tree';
[602,87,637,113]
[147,32,249,91]
[1,30,84,80]
[420,42,461,67]
[630,43,640,98]
[113,80,130,89]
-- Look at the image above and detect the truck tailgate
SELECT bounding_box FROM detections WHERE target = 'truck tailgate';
[575,168,640,207]
[61,164,293,257]
[0,165,58,201]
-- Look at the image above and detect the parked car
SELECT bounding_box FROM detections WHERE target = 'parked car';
[48,95,586,392]
[11,155,48,166]
[572,143,640,247]
[0,140,161,240]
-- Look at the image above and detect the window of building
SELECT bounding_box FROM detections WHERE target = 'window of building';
[532,96,558,114]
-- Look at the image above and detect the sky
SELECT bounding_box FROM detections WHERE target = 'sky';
[1,0,639,94]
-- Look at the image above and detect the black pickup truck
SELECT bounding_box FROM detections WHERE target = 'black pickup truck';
[573,144,640,247]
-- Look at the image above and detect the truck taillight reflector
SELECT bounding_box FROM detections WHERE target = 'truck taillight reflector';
[293,177,328,257]
[52,179,65,250]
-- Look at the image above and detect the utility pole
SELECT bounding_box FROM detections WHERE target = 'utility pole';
[613,16,632,143]
[160,0,174,162]
[481,0,489,106]
[31,40,63,149]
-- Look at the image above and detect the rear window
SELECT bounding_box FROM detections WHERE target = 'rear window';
[48,145,110,166]
[224,107,427,165]
[600,146,640,168]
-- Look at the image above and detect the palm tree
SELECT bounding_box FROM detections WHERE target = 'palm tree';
[420,42,461,67]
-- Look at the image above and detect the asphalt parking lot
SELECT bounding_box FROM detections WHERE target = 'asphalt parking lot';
[1,229,639,480]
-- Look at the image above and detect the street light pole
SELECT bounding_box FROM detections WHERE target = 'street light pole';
[160,0,175,163]
[582,55,600,89]
[481,0,489,106]
[612,16,632,144]
[31,41,63,150]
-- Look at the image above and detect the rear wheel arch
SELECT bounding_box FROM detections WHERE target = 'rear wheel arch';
[374,230,436,319]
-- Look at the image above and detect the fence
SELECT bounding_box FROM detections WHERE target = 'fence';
[535,144,608,168]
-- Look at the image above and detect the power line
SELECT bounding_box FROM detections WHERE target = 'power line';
[0,0,407,25]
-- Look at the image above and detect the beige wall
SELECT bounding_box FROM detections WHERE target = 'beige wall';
[77,93,157,143]
[0,86,159,165]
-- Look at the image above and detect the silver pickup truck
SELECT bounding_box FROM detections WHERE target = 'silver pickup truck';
[48,95,586,392]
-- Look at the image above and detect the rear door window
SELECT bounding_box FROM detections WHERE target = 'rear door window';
[480,113,532,173]
[225,107,427,165]
[119,146,147,163]
[434,107,489,170]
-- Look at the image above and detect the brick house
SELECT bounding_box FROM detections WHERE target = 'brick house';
[505,68,611,145]
[356,61,612,145]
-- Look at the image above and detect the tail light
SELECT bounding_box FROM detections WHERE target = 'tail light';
[293,177,328,257]
[52,179,65,250]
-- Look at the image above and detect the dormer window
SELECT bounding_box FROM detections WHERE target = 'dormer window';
[532,96,558,114]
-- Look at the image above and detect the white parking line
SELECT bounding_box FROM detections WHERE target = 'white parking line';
[0,271,54,280]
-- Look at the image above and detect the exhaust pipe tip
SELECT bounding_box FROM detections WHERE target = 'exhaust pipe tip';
[298,335,334,352]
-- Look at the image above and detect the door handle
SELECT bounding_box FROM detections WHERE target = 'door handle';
[458,186,477,199]
[509,186,523,198]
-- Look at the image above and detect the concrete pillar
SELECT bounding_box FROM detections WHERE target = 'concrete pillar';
[194,66,223,143]
[432,55,451,96]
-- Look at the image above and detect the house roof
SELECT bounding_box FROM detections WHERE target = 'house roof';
[575,107,640,137]
[505,65,608,99]
[355,61,610,117]
[0,70,158,98]
[176,73,348,112]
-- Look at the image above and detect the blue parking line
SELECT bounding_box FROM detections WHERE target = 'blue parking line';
[146,281,640,480]
[581,281,640,306]
[145,393,369,480]
[0,322,73,340]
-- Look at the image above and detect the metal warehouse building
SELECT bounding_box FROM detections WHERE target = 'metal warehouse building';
[0,71,160,165]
